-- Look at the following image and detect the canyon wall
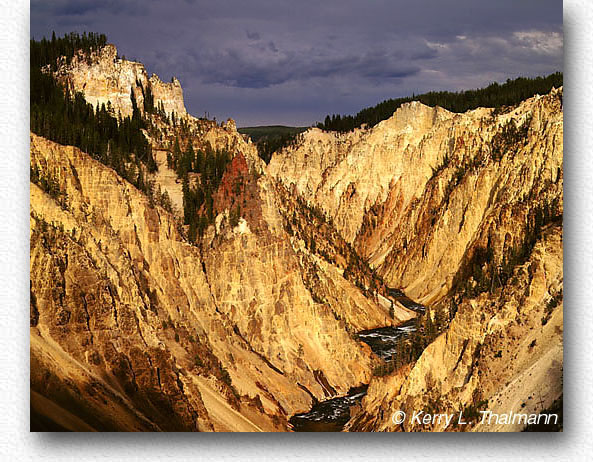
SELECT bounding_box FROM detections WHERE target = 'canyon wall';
[270,90,563,305]
[270,88,563,432]
[347,224,562,432]
[30,130,402,431]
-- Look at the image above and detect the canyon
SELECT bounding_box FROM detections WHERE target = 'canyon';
[30,43,563,432]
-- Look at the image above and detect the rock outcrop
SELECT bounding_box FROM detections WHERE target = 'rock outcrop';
[148,116,263,216]
[54,44,187,119]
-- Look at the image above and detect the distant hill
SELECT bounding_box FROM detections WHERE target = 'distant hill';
[238,125,308,163]
[238,125,308,142]
[317,72,563,133]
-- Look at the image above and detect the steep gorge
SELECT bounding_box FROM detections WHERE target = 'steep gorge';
[30,45,415,430]
[270,88,563,431]
[30,42,563,432]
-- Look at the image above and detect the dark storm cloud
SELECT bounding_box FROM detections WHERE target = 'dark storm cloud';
[246,30,261,41]
[31,0,142,20]
[187,45,422,89]
[31,0,563,126]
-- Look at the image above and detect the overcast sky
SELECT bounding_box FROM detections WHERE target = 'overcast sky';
[31,0,563,127]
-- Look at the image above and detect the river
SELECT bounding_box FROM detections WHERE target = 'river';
[290,315,419,432]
